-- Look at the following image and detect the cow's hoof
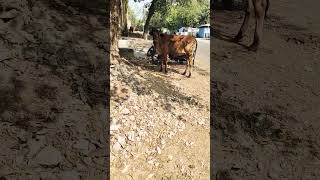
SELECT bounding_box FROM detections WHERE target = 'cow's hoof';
[248,44,258,52]
[233,35,242,43]
[187,73,191,78]
[182,71,186,75]
[232,37,240,43]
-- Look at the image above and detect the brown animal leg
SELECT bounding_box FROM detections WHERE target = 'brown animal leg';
[249,0,266,51]
[182,56,188,75]
[160,60,163,72]
[234,1,253,42]
[187,56,192,77]
[182,62,188,75]
[164,56,168,73]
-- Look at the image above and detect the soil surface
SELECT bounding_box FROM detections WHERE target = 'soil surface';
[110,37,210,179]
[212,0,320,179]
[0,0,108,179]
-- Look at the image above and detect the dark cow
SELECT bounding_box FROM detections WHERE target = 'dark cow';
[129,26,134,33]
[233,0,270,51]
[150,29,197,77]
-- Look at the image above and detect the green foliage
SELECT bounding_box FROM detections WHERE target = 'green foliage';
[149,0,209,30]
[128,6,138,26]
[129,0,209,31]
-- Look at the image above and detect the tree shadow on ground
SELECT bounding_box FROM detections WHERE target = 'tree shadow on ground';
[119,50,188,76]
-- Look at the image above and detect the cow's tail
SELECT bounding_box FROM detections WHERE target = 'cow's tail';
[192,39,197,67]
[265,0,270,19]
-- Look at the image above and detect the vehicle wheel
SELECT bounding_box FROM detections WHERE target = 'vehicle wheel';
[147,46,155,57]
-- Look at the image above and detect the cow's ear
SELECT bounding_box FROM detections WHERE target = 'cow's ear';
[160,33,165,37]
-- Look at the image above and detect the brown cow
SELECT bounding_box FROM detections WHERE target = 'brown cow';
[150,30,197,77]
[233,0,270,51]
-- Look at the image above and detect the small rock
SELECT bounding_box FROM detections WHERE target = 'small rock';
[160,140,166,145]
[147,159,154,164]
[34,146,63,166]
[127,131,135,142]
[198,120,205,125]
[117,136,126,146]
[129,115,135,120]
[156,146,161,154]
[168,131,175,139]
[168,155,173,161]
[147,173,154,179]
[185,141,194,147]
[36,129,48,135]
[110,123,120,131]
[121,165,130,173]
[267,171,279,179]
[73,139,89,151]
[121,108,130,115]
[112,142,122,152]
[133,106,139,110]
[17,130,28,143]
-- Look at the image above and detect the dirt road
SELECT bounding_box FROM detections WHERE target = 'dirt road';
[212,0,320,179]
[110,37,210,179]
[0,0,108,179]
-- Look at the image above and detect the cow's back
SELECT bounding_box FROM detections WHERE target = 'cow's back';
[168,35,197,57]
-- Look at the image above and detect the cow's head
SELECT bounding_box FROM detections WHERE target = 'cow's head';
[149,27,159,36]
[150,29,166,55]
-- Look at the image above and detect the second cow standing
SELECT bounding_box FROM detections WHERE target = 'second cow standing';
[150,29,198,77]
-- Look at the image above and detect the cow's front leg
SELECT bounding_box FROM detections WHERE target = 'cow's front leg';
[234,1,253,42]
[160,60,163,72]
[249,0,266,51]
[164,55,168,73]
[164,62,168,73]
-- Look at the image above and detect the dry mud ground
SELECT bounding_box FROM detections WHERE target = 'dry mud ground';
[110,38,210,179]
[0,0,108,179]
[212,0,320,179]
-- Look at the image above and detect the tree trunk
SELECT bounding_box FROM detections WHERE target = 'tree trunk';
[121,0,129,36]
[143,0,158,39]
[110,0,127,63]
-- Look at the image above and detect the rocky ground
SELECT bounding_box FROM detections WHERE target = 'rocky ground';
[0,0,108,179]
[110,38,210,179]
[212,0,320,179]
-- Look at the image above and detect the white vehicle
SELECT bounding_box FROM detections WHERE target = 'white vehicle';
[177,27,198,36]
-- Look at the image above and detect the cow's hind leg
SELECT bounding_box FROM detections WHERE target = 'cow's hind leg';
[187,56,192,77]
[182,56,189,76]
[248,0,266,51]
[182,61,189,76]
